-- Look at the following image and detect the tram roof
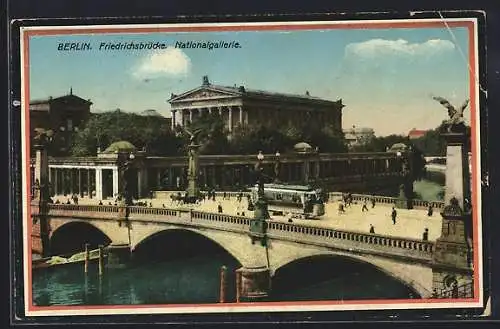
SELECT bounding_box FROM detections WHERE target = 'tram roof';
[254,183,315,192]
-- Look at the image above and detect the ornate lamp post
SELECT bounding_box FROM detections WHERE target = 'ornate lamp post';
[395,150,413,209]
[274,151,281,183]
[249,151,269,245]
[117,152,135,206]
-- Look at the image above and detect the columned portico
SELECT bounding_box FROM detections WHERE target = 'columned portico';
[170,110,177,130]
[112,167,119,199]
[95,168,103,200]
[228,106,233,132]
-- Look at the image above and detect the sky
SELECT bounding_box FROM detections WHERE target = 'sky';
[28,23,472,136]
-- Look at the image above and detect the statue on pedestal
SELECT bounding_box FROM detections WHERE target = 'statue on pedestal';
[433,96,469,133]
[184,127,203,203]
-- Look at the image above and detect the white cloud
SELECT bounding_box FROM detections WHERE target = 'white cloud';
[345,38,455,58]
[132,47,191,78]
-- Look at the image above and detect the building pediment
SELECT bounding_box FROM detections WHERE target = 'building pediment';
[169,87,241,104]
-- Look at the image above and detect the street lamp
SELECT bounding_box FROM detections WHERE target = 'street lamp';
[256,151,265,197]
[274,151,281,183]
[395,150,413,209]
[249,151,269,246]
[118,152,135,206]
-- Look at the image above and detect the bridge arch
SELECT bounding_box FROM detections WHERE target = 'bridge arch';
[269,244,433,299]
[49,220,113,255]
[130,226,251,266]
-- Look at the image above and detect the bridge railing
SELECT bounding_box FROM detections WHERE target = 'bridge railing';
[43,204,434,262]
[42,203,119,219]
[328,192,444,210]
[266,220,434,262]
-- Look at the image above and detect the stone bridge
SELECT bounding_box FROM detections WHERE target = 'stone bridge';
[32,203,438,299]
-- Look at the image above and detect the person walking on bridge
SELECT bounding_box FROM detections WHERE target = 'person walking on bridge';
[391,207,397,225]
[362,199,369,212]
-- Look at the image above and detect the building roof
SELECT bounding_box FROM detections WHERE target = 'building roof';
[102,141,137,154]
[169,76,344,108]
[408,128,427,139]
[30,93,93,107]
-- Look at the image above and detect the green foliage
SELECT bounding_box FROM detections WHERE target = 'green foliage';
[231,124,294,154]
[71,110,183,156]
[186,112,230,154]
[352,134,410,153]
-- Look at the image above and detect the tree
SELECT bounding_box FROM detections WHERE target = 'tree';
[352,134,409,153]
[70,110,183,156]
[185,112,230,154]
[230,124,294,154]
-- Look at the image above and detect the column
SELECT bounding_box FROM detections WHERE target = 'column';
[112,167,119,199]
[208,107,212,115]
[239,106,243,124]
[78,169,83,197]
[189,109,193,123]
[95,168,103,200]
[87,169,91,198]
[48,168,52,195]
[138,168,148,198]
[181,110,186,126]
[156,169,161,189]
[69,168,75,195]
[171,110,177,130]
[218,106,222,116]
[228,106,233,132]
[53,168,58,195]
[169,167,175,189]
[203,166,208,189]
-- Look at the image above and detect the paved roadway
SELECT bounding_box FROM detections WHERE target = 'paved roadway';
[52,194,442,242]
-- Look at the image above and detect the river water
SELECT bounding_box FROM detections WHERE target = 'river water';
[32,253,417,306]
[32,179,442,307]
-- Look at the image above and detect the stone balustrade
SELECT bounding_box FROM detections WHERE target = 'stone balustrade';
[266,221,434,262]
[328,192,444,210]
[45,204,434,263]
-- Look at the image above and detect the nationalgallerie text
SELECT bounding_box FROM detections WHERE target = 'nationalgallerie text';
[57,41,242,51]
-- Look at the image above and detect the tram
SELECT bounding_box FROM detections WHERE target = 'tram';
[250,183,325,219]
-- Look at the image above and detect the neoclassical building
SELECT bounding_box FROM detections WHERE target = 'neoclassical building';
[168,76,344,133]
[30,89,93,155]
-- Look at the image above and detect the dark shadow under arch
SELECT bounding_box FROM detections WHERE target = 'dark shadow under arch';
[132,229,242,266]
[50,222,112,256]
[271,254,421,301]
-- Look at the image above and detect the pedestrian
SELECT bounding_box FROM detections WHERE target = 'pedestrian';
[422,228,429,241]
[391,207,397,225]
[371,198,376,208]
[223,191,227,200]
[427,205,433,217]
[362,199,369,212]
[338,203,345,215]
[218,203,223,213]
[369,224,375,234]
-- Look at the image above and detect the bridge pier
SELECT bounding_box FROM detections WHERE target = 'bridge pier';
[236,266,271,302]
[106,243,131,269]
